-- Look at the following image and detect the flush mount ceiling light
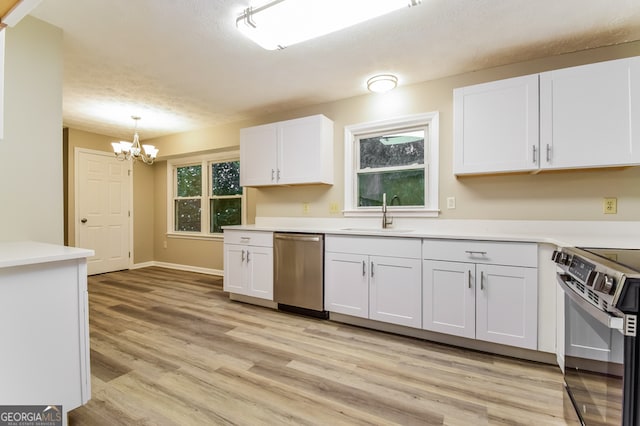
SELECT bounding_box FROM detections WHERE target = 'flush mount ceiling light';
[236,0,421,50]
[367,74,398,93]
[111,116,159,165]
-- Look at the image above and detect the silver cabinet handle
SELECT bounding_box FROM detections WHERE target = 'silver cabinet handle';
[465,250,487,256]
[532,145,537,164]
[277,169,281,181]
[246,251,250,262]
[468,269,472,289]
[271,169,275,181]
[362,260,366,276]
[480,271,485,290]
[241,249,245,262]
[546,144,551,162]
[240,236,250,242]
[371,261,374,277]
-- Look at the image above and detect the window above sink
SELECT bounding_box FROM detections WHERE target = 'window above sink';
[343,112,440,218]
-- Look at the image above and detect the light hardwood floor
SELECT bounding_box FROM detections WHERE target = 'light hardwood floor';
[69,267,580,425]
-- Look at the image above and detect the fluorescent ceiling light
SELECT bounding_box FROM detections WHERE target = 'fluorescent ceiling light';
[237,0,421,50]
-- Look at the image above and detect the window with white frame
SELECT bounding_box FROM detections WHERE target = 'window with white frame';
[344,112,439,217]
[169,152,244,237]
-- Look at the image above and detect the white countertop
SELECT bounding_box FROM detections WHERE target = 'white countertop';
[224,218,640,249]
[0,241,94,268]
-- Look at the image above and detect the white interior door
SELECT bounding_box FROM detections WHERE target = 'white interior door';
[76,149,131,275]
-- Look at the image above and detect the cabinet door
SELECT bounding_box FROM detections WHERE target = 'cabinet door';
[246,246,273,300]
[223,244,247,294]
[422,260,475,339]
[240,123,278,186]
[325,252,369,318]
[278,115,333,185]
[540,57,640,169]
[476,264,538,350]
[453,74,539,175]
[370,256,422,328]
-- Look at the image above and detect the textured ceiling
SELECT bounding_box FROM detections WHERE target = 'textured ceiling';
[29,0,640,141]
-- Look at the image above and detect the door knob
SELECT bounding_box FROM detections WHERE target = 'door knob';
[81,218,88,223]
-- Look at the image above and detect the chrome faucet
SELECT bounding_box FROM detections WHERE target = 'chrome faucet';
[382,193,393,229]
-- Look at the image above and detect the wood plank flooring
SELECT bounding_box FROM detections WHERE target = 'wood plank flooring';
[69,267,580,425]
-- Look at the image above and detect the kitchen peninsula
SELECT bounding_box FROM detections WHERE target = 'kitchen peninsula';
[0,241,93,425]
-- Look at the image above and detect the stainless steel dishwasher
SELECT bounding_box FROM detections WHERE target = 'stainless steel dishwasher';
[273,232,326,318]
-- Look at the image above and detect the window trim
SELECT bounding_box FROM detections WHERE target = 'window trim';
[167,151,245,240]
[343,112,439,217]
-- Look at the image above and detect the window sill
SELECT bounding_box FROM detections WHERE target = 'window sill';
[343,209,440,218]
[166,232,224,241]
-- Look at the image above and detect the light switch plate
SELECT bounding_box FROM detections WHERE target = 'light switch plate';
[447,197,456,209]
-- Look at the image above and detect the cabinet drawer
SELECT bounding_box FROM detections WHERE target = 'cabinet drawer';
[422,239,537,267]
[326,235,421,259]
[224,230,273,247]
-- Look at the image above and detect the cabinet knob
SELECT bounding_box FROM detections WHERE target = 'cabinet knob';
[80,218,88,224]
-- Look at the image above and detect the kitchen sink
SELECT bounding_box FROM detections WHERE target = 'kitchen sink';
[340,227,415,233]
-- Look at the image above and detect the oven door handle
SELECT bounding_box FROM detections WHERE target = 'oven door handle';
[557,273,624,331]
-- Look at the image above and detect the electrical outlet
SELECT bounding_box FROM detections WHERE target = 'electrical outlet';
[329,202,340,214]
[447,197,456,209]
[603,197,617,214]
[302,202,310,214]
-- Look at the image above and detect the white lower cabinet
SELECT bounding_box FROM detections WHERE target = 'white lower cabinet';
[325,252,369,318]
[369,255,422,327]
[422,240,538,350]
[325,235,422,328]
[423,260,475,339]
[224,230,273,300]
[476,264,538,348]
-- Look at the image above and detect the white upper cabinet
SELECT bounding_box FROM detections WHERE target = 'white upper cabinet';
[454,74,539,175]
[540,56,640,169]
[239,123,278,187]
[240,114,334,187]
[453,56,640,175]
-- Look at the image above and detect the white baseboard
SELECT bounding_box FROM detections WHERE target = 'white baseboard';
[130,261,155,270]
[131,261,223,276]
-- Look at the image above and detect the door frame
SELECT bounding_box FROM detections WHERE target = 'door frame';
[74,147,133,271]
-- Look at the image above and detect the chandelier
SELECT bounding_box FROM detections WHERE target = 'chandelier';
[111,116,158,165]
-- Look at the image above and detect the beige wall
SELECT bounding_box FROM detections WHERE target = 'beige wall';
[151,40,640,223]
[69,41,640,270]
[0,17,63,244]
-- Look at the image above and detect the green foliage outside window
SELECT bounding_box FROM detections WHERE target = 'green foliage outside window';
[211,161,242,233]
[212,162,242,196]
[357,131,425,207]
[176,165,202,197]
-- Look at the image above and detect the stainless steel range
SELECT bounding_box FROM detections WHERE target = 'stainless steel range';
[553,247,640,426]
